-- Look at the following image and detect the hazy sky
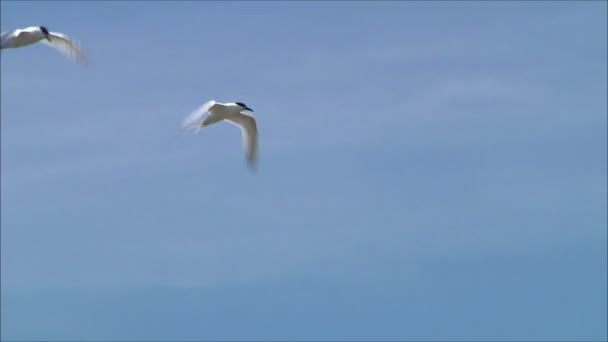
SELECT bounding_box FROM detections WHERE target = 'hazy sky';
[1,1,606,340]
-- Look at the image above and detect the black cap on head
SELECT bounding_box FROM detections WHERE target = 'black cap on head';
[39,26,50,35]
[235,102,253,112]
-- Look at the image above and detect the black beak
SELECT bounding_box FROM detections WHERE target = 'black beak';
[45,35,52,42]
[245,107,254,112]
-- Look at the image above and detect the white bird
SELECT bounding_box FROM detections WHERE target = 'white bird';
[182,100,259,170]
[1,26,88,63]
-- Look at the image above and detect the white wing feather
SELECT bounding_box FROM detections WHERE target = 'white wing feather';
[225,113,259,168]
[43,31,88,63]
[181,100,218,132]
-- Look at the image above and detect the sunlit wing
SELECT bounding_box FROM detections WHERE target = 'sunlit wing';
[43,31,88,63]
[226,112,258,169]
[181,100,219,132]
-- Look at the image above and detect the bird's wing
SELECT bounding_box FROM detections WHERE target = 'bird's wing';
[1,31,15,49]
[43,31,88,63]
[226,113,259,169]
[181,100,220,132]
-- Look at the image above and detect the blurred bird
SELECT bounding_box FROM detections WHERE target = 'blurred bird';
[1,26,88,64]
[182,100,259,170]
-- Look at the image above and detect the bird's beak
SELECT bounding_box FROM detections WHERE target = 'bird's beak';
[245,107,254,112]
[45,36,52,42]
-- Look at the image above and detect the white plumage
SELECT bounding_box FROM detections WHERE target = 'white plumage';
[183,100,259,170]
[1,26,88,64]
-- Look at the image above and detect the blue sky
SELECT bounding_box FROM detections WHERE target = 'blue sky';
[1,1,606,340]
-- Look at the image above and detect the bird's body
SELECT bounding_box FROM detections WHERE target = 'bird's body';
[1,26,46,48]
[1,26,88,63]
[183,100,259,170]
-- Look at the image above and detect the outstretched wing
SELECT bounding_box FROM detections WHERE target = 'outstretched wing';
[43,31,88,64]
[226,112,259,170]
[1,30,17,49]
[181,100,219,132]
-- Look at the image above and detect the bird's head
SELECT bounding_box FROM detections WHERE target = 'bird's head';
[39,26,51,42]
[235,102,254,112]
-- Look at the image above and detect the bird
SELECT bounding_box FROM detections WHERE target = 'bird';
[182,100,259,170]
[1,26,88,64]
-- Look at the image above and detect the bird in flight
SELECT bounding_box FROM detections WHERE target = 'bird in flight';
[1,26,88,64]
[182,100,259,170]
